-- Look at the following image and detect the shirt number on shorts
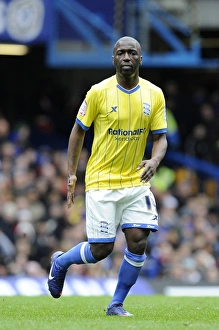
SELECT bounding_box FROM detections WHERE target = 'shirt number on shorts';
[145,196,152,210]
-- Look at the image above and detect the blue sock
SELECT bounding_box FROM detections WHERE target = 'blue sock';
[56,242,98,269]
[109,248,146,306]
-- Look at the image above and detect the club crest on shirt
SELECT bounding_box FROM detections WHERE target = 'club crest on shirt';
[78,99,87,116]
[143,103,150,116]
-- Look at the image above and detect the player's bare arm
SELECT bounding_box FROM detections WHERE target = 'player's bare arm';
[137,133,167,183]
[67,122,86,208]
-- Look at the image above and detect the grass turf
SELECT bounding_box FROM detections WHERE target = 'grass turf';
[0,295,218,330]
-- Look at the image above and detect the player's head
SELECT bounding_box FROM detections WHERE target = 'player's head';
[112,36,142,77]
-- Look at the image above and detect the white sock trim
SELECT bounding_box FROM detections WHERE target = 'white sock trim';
[80,242,89,264]
[124,255,145,267]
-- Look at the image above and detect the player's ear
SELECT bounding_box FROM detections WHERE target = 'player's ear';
[112,56,114,65]
[140,56,143,65]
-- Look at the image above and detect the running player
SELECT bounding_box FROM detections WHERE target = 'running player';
[48,36,168,316]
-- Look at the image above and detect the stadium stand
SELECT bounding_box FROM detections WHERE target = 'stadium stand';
[0,1,218,289]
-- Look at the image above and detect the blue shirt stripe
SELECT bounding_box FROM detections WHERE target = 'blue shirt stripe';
[76,118,89,131]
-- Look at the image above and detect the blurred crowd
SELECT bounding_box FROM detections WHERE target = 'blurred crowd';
[0,77,219,284]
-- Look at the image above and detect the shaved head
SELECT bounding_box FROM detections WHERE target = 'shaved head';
[113,36,142,55]
[112,36,142,88]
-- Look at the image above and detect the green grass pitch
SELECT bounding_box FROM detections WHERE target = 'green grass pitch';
[1,295,218,330]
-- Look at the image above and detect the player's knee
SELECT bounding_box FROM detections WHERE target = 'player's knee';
[90,242,114,261]
[129,240,147,254]
[130,234,149,254]
[125,228,150,254]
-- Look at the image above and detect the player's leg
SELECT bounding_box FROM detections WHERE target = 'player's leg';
[106,186,158,316]
[106,228,149,316]
[48,242,113,298]
[48,189,117,298]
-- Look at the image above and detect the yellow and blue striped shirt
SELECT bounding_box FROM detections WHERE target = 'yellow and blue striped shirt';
[76,75,167,191]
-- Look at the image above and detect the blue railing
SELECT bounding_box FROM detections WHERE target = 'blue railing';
[165,150,219,180]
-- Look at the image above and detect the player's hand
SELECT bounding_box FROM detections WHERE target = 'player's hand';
[67,174,77,208]
[137,159,158,183]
